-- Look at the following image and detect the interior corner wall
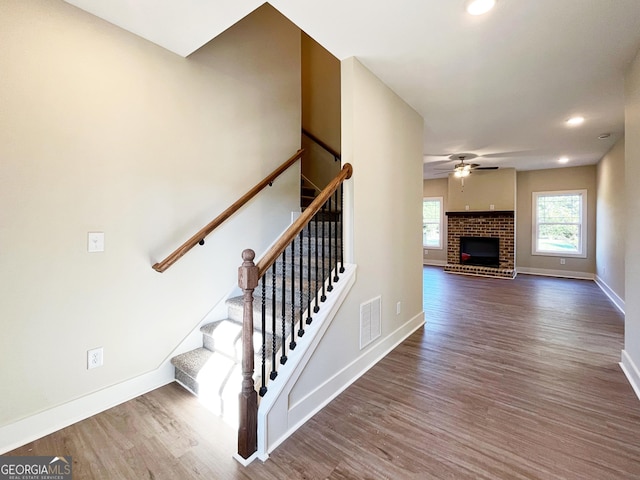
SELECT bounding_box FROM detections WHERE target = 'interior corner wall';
[516,166,597,275]
[281,57,424,433]
[301,32,341,189]
[596,137,626,302]
[624,46,640,385]
[0,0,300,429]
[423,178,448,264]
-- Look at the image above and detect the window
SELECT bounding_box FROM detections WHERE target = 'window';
[532,190,586,257]
[423,197,443,249]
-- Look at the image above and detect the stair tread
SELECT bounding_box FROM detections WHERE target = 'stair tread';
[171,347,219,379]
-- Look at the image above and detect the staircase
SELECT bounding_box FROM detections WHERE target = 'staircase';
[171,214,341,425]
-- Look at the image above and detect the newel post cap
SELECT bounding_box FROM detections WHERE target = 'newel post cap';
[238,249,259,290]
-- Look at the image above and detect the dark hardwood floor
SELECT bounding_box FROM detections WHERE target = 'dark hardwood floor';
[9,267,640,479]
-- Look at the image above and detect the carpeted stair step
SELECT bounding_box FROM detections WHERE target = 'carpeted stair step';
[226,295,317,335]
[200,318,280,363]
[171,348,241,421]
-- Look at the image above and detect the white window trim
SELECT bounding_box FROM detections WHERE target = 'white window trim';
[423,196,444,250]
[531,189,587,258]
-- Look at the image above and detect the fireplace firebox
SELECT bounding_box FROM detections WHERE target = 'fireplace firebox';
[460,236,500,268]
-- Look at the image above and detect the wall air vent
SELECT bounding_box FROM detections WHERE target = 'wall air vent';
[360,296,381,349]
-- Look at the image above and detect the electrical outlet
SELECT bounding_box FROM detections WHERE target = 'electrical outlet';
[560,258,566,265]
[87,347,103,369]
[396,301,402,315]
[424,249,428,255]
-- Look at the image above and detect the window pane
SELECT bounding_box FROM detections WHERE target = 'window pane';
[537,195,580,223]
[538,224,580,253]
[422,198,442,248]
[423,200,440,222]
[423,223,440,247]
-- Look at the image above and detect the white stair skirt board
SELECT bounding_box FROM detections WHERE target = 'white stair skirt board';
[0,363,174,454]
[256,272,424,460]
[254,263,356,461]
[620,350,640,401]
[516,266,595,280]
[594,275,625,315]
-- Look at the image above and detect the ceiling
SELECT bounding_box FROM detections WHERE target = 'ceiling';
[63,0,640,178]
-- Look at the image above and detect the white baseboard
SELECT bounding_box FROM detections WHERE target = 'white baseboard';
[263,310,425,458]
[516,266,594,280]
[423,259,446,266]
[620,350,640,401]
[0,364,174,454]
[594,276,625,314]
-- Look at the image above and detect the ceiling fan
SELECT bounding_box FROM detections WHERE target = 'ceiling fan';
[433,154,499,177]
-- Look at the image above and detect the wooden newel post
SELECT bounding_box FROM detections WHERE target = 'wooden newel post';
[237,249,259,459]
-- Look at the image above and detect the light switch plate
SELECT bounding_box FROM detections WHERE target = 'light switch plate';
[88,232,105,252]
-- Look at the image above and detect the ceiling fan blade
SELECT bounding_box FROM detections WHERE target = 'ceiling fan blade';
[474,166,499,170]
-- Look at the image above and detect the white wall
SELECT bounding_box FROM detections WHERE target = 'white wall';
[596,138,626,308]
[623,47,640,396]
[0,0,300,430]
[263,57,425,449]
[447,168,517,212]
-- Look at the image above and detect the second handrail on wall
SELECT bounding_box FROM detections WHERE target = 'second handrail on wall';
[152,149,304,273]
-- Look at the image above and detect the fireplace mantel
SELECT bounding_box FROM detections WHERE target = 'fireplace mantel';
[446,210,514,217]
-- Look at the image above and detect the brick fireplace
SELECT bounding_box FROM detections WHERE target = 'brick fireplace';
[444,211,515,279]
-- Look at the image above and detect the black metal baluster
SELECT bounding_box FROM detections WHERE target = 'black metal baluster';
[339,183,345,274]
[280,251,287,365]
[313,211,320,314]
[290,238,297,350]
[306,223,313,325]
[327,195,333,293]
[320,201,327,302]
[333,189,340,283]
[298,230,305,337]
[280,249,288,365]
[259,276,267,397]
[270,264,277,380]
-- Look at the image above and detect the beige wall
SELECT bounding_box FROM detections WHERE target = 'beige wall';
[301,32,341,189]
[283,57,424,428]
[625,47,640,378]
[423,178,448,264]
[0,1,301,427]
[516,166,597,275]
[596,138,626,301]
[448,168,516,212]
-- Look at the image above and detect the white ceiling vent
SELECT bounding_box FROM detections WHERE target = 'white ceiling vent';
[360,296,381,349]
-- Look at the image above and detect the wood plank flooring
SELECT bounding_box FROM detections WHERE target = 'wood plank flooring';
[9,267,640,479]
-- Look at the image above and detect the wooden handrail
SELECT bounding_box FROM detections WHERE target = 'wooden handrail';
[302,128,341,160]
[256,163,352,277]
[152,149,304,273]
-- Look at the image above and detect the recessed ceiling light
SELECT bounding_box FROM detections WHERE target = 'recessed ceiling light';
[558,156,569,164]
[566,116,585,126]
[466,0,496,16]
